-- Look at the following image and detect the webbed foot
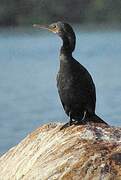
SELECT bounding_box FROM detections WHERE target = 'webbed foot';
[60,122,71,130]
[60,119,87,130]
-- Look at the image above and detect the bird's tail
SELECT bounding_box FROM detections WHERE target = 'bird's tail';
[86,113,109,126]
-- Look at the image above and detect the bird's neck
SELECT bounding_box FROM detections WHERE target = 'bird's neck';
[60,35,75,57]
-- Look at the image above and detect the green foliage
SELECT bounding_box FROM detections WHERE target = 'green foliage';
[0,0,121,26]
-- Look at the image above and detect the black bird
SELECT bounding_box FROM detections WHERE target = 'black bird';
[33,21,108,128]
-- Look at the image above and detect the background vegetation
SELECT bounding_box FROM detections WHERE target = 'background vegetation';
[0,0,121,26]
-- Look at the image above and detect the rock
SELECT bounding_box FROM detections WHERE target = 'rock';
[0,123,121,180]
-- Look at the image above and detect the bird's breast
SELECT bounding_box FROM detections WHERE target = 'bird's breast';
[57,70,73,89]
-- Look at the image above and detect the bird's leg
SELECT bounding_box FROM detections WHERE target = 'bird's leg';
[60,112,73,130]
[82,111,87,121]
[69,112,73,126]
[75,111,87,125]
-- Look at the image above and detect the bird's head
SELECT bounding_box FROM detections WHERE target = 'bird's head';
[33,21,76,53]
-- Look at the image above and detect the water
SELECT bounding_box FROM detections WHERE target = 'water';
[0,27,121,154]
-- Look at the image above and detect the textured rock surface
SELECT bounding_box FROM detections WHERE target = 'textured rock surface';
[0,123,121,180]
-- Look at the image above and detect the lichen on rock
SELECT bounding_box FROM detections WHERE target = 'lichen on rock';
[0,122,121,180]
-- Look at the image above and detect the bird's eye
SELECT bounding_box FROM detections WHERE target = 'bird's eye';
[52,25,56,29]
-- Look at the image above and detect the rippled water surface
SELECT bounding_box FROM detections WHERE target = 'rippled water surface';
[0,27,121,154]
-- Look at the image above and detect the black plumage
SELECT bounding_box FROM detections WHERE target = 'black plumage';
[33,21,108,128]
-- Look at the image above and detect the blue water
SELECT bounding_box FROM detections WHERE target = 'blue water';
[0,27,121,154]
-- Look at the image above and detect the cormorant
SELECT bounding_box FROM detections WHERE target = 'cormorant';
[33,21,108,128]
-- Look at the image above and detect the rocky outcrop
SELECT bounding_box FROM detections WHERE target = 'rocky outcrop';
[0,123,121,180]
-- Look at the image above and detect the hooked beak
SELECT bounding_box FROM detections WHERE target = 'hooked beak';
[33,24,58,34]
[33,24,49,30]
